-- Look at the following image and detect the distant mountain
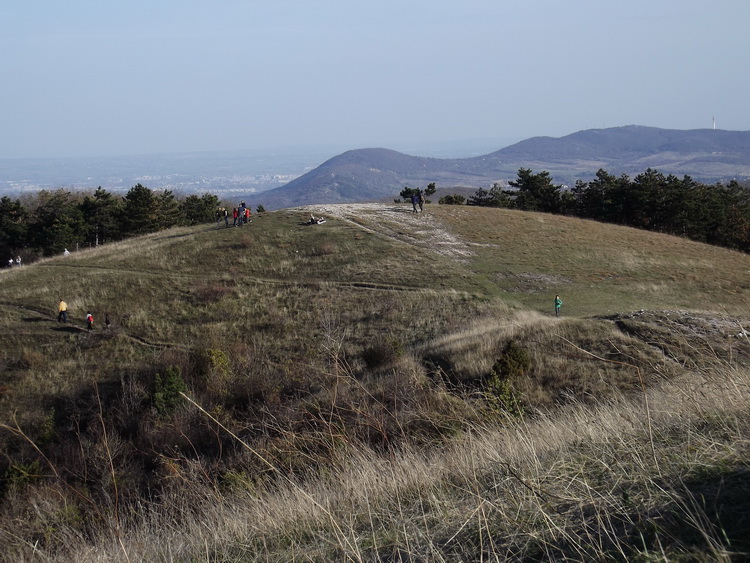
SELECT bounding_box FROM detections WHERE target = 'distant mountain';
[254,126,750,210]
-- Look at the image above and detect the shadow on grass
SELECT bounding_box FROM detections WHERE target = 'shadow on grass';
[662,468,750,554]
[52,325,82,334]
[22,317,47,323]
[535,468,750,560]
[394,207,424,214]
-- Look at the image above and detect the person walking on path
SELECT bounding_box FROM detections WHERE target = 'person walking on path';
[554,294,562,317]
[411,193,419,213]
[417,190,424,212]
[58,299,68,323]
[86,311,94,331]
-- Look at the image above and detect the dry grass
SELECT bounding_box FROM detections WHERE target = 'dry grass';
[437,205,750,315]
[0,204,749,560]
[51,361,750,562]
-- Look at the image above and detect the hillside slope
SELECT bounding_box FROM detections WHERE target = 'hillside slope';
[1,204,749,560]
[254,126,750,209]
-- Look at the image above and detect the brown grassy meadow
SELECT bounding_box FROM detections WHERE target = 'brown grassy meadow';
[0,203,749,561]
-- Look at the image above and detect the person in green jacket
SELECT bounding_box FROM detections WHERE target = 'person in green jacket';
[554,295,562,317]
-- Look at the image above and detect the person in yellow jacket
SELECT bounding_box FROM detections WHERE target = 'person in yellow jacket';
[57,299,68,323]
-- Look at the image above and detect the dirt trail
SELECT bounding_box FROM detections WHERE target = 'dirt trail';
[297,203,474,261]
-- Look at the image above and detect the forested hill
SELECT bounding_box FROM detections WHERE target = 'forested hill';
[254,126,750,210]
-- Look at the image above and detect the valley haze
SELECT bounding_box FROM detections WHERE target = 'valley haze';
[2,126,750,211]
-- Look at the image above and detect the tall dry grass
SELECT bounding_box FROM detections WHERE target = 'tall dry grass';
[46,356,750,562]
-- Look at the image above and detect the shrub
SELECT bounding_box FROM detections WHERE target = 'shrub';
[361,337,405,370]
[152,366,187,416]
[491,340,531,381]
[194,348,232,399]
[3,460,44,491]
[485,340,531,416]
[439,194,466,205]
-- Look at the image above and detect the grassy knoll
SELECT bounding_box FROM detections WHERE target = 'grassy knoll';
[0,204,749,561]
[436,205,750,316]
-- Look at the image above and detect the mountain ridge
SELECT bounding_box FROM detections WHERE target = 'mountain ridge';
[255,125,750,210]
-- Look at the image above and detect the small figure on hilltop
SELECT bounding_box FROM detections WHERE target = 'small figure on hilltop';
[411,193,419,213]
[86,311,94,331]
[15,256,21,266]
[58,299,68,323]
[417,189,424,212]
[223,208,229,228]
[554,294,563,317]
[63,248,70,256]
[7,258,13,268]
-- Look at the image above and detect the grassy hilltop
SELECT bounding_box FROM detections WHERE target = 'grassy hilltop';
[1,203,749,560]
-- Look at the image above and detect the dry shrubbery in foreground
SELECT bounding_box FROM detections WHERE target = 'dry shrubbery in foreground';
[4,357,748,562]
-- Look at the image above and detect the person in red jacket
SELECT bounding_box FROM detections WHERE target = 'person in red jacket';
[86,311,94,331]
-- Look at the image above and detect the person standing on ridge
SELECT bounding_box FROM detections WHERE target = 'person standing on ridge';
[86,311,94,331]
[554,294,562,317]
[239,201,246,225]
[58,299,68,323]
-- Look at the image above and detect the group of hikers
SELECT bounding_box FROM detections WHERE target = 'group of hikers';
[57,298,110,332]
[6,256,22,268]
[216,201,253,228]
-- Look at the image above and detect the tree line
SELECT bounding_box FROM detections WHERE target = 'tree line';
[0,185,221,263]
[460,168,750,253]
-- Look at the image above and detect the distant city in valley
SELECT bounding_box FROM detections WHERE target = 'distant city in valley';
[0,148,335,198]
[0,137,516,199]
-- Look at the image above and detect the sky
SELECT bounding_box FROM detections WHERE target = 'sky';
[2,0,749,159]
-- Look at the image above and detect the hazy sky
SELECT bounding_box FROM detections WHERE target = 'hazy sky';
[2,0,748,159]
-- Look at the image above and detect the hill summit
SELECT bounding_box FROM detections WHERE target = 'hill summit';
[1,203,750,559]
[255,125,750,209]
